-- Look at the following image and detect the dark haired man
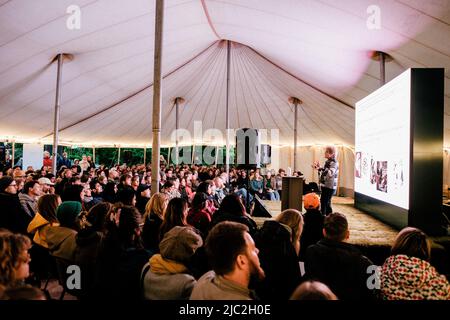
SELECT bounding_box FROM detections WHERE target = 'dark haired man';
[190,221,265,300]
[19,180,41,218]
[304,212,373,300]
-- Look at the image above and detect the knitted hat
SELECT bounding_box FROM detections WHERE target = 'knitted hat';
[159,226,203,263]
[57,201,82,227]
[0,176,14,192]
[304,192,320,209]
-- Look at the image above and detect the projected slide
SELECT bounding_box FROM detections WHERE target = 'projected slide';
[355,70,410,210]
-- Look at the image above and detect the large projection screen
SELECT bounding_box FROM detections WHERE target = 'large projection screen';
[355,70,411,210]
[355,68,445,235]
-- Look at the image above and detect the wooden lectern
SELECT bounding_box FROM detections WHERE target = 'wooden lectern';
[282,176,304,212]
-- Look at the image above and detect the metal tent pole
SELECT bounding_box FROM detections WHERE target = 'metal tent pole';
[151,0,165,195]
[51,54,64,175]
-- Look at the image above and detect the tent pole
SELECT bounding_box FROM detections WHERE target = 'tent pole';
[143,146,147,165]
[379,51,386,86]
[93,146,96,165]
[175,98,179,165]
[294,101,298,172]
[151,0,165,195]
[225,40,231,186]
[52,53,64,176]
[118,147,121,165]
[12,142,15,167]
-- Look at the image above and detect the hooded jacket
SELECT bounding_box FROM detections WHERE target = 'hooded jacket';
[46,226,77,262]
[254,220,301,300]
[142,254,196,300]
[380,254,450,300]
[27,212,57,248]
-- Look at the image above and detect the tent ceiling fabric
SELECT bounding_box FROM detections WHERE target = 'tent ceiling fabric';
[0,0,449,147]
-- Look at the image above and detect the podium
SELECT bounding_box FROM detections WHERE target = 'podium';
[282,176,304,212]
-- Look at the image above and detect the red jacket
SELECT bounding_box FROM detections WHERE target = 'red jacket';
[187,208,211,236]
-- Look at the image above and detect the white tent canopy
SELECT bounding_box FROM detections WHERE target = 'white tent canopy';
[1,0,449,148]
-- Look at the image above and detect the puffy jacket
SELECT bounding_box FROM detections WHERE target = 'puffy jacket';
[380,254,450,300]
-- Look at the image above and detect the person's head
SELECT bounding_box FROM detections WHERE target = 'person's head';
[118,206,142,248]
[131,176,140,189]
[159,226,203,264]
[160,197,188,239]
[219,194,246,217]
[56,201,82,229]
[266,171,272,179]
[43,151,50,159]
[391,227,431,261]
[206,222,265,285]
[62,184,84,203]
[323,212,349,242]
[0,176,18,195]
[82,155,87,162]
[37,194,61,223]
[303,192,320,210]
[0,230,32,286]
[213,177,224,189]
[69,176,81,185]
[23,180,41,198]
[64,169,73,179]
[192,192,208,212]
[87,155,91,162]
[197,181,213,195]
[38,177,54,194]
[90,181,103,195]
[162,180,174,193]
[117,187,136,206]
[325,146,336,160]
[166,170,173,178]
[137,184,150,198]
[290,281,338,300]
[120,174,132,186]
[275,209,304,243]
[83,202,113,232]
[62,152,68,158]
[14,178,24,193]
[278,169,285,176]
[144,193,169,220]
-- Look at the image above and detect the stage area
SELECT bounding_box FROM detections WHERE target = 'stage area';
[254,197,450,275]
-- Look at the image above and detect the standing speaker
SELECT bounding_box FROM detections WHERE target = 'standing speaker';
[260,144,271,165]
[123,150,132,164]
[235,128,260,169]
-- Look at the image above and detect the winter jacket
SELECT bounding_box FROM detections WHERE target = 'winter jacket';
[304,238,373,300]
[0,192,31,234]
[18,193,38,218]
[380,254,450,300]
[46,226,78,262]
[300,209,324,260]
[142,254,196,300]
[190,271,253,300]
[142,212,163,253]
[27,213,57,248]
[254,220,302,300]
[318,158,338,190]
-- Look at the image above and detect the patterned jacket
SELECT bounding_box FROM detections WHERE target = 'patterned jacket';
[319,157,338,190]
[380,254,450,300]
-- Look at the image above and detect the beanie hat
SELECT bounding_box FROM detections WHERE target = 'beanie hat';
[57,201,82,227]
[304,192,320,209]
[159,226,203,263]
[0,176,14,192]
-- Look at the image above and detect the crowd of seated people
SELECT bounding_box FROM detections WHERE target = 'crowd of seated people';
[0,157,449,301]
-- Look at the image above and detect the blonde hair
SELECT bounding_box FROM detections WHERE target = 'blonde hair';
[275,209,304,243]
[143,193,168,220]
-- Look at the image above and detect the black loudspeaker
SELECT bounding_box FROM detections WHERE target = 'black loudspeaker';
[260,144,271,165]
[235,128,260,169]
[0,146,5,164]
[123,150,132,164]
